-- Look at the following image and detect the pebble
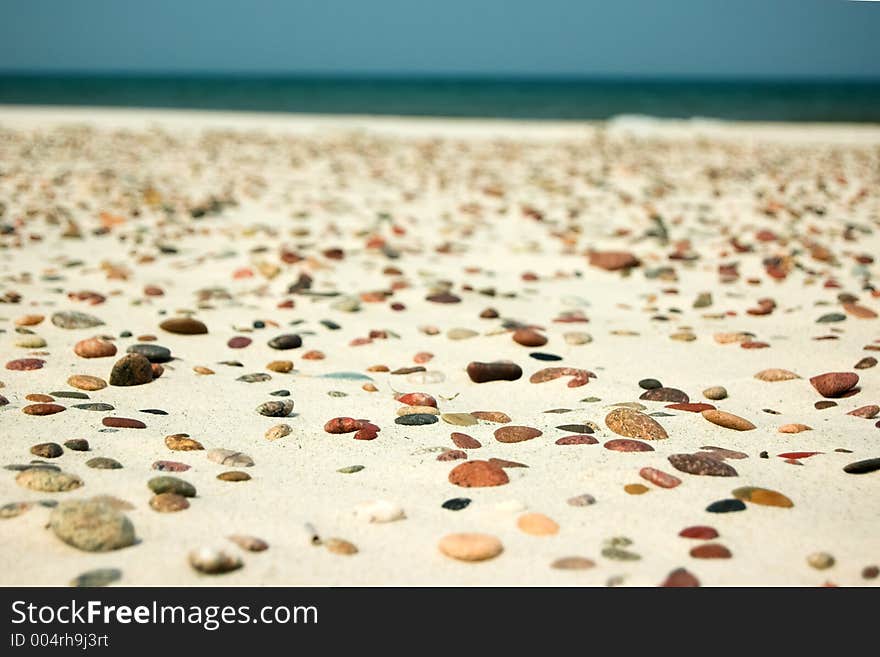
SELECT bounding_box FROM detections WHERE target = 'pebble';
[848,404,879,419]
[217,471,251,481]
[268,334,302,350]
[189,547,242,574]
[50,391,89,399]
[451,432,482,449]
[6,358,45,371]
[470,410,510,423]
[448,460,509,487]
[228,535,269,552]
[639,387,689,403]
[448,328,478,340]
[395,413,439,426]
[64,439,90,451]
[662,568,700,587]
[639,467,681,488]
[147,476,196,497]
[150,493,190,512]
[75,403,115,411]
[702,386,728,400]
[442,498,471,511]
[512,328,547,347]
[701,409,756,431]
[668,453,738,477]
[605,408,668,440]
[438,533,503,562]
[551,557,595,570]
[601,546,641,561]
[807,552,835,570]
[442,413,478,426]
[15,335,47,348]
[256,399,294,417]
[494,425,542,443]
[706,499,747,513]
[754,368,800,382]
[353,500,405,523]
[49,500,135,552]
[160,317,208,334]
[588,250,640,271]
[238,372,271,383]
[779,423,812,433]
[603,439,654,452]
[207,449,254,467]
[624,483,650,495]
[109,353,154,386]
[70,568,123,587]
[567,494,596,506]
[22,403,66,416]
[466,361,523,383]
[265,424,292,441]
[338,465,364,474]
[266,360,294,373]
[843,458,880,474]
[564,332,592,345]
[52,311,104,329]
[152,460,190,472]
[165,434,204,451]
[126,343,172,362]
[67,375,107,391]
[555,434,598,445]
[102,417,146,429]
[74,337,117,359]
[227,336,252,349]
[29,443,63,458]
[17,469,82,492]
[679,526,719,539]
[639,378,662,390]
[86,457,123,469]
[690,544,732,559]
[809,372,859,398]
[324,538,358,555]
[517,513,559,535]
[854,357,877,370]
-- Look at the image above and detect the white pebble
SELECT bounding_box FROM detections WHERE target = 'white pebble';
[353,500,406,523]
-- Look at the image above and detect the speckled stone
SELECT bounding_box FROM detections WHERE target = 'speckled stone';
[49,500,135,551]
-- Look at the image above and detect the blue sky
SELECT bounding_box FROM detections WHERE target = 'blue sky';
[0,0,878,78]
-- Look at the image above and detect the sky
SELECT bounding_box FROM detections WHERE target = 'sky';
[0,0,878,78]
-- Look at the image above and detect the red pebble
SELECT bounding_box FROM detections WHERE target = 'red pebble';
[690,543,732,559]
[396,392,438,408]
[603,439,654,452]
[661,568,700,587]
[413,352,433,364]
[437,450,467,461]
[6,358,46,371]
[324,417,363,434]
[227,336,252,349]
[679,526,719,540]
[102,417,146,429]
[639,467,682,488]
[451,432,481,449]
[555,435,598,445]
[778,452,822,459]
[666,403,715,413]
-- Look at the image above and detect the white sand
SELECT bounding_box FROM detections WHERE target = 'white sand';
[0,106,878,587]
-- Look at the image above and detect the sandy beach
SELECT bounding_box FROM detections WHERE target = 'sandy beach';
[1,106,878,587]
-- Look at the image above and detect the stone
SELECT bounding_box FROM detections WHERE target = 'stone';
[466,361,523,383]
[639,467,681,488]
[22,403,66,416]
[448,460,509,487]
[517,513,559,535]
[265,424,292,441]
[238,372,271,383]
[207,449,254,467]
[67,375,107,391]
[438,533,503,561]
[512,328,547,347]
[165,434,204,451]
[256,399,294,417]
[603,439,654,452]
[701,409,756,431]
[843,458,880,474]
[160,317,208,334]
[809,372,859,398]
[605,408,668,440]
[679,526,719,539]
[624,483,650,495]
[70,568,123,587]
[109,354,154,386]
[102,417,146,429]
[555,434,598,445]
[126,343,172,362]
[442,498,471,511]
[690,543,732,559]
[148,476,196,497]
[227,336,252,349]
[49,500,135,552]
[588,250,640,271]
[150,493,190,512]
[551,557,595,570]
[442,413,478,426]
[74,337,117,359]
[668,453,738,477]
[662,568,700,587]
[324,538,358,555]
[86,457,122,469]
[854,357,877,370]
[15,335,47,348]
[639,378,663,390]
[470,410,510,423]
[16,469,82,492]
[268,334,302,350]
[266,360,294,373]
[30,443,63,458]
[754,368,800,382]
[353,500,405,523]
[807,552,835,570]
[564,331,592,345]
[64,439,90,451]
[6,358,45,371]
[189,547,242,574]
[667,402,715,413]
[395,413,439,426]
[451,432,481,449]
[228,535,269,552]
[779,423,812,433]
[703,386,728,400]
[217,471,251,482]
[52,311,104,329]
[848,405,879,419]
[494,425,542,443]
[152,460,190,472]
[706,499,747,513]
[639,387,689,403]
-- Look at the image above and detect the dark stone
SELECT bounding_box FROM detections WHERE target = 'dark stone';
[706,499,747,513]
[395,414,439,426]
[843,458,880,474]
[126,343,172,363]
[442,498,472,511]
[639,378,663,390]
[529,352,563,361]
[268,334,302,350]
[72,403,115,411]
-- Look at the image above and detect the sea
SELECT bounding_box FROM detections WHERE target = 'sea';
[1,75,879,122]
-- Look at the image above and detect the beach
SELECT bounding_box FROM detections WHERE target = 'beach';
[1,106,878,587]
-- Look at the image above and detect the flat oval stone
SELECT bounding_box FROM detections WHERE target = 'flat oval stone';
[52,311,104,329]
[109,353,154,386]
[74,403,115,411]
[102,417,146,429]
[848,405,879,419]
[268,334,302,350]
[448,460,509,487]
[809,372,859,398]
[152,460,191,472]
[639,467,681,488]
[690,543,732,559]
[556,423,595,433]
[207,449,254,467]
[438,533,503,561]
[160,317,208,335]
[227,336,252,349]
[150,493,190,512]
[755,368,800,382]
[466,361,523,383]
[669,453,738,477]
[256,399,294,417]
[451,432,482,449]
[49,500,135,551]
[148,476,196,497]
[64,439,90,451]
[703,386,728,400]
[605,408,668,440]
[604,439,654,452]
[517,513,559,536]
[701,409,756,431]
[706,499,747,513]
[353,499,405,523]
[6,358,45,371]
[126,343,172,363]
[662,568,700,587]
[667,402,715,413]
[228,535,269,552]
[567,494,596,506]
[555,434,598,445]
[494,425,542,443]
[238,372,272,383]
[779,423,812,434]
[855,357,877,370]
[165,434,204,451]
[512,328,547,347]
[22,403,66,416]
[442,413,478,426]
[732,486,793,507]
[70,568,122,588]
[442,497,471,511]
[217,471,251,481]
[86,457,123,470]
[843,458,880,474]
[30,443,63,458]
[551,557,595,570]
[639,378,662,390]
[189,547,242,574]
[530,352,562,361]
[470,410,510,423]
[395,413,439,426]
[679,526,719,539]
[639,387,689,403]
[74,337,117,359]
[50,391,89,399]
[266,360,294,373]
[16,469,82,492]
[67,375,107,391]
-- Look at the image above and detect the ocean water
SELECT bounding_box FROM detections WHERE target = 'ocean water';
[0,75,879,122]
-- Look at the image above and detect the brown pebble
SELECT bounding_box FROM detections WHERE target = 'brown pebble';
[102,417,146,429]
[639,467,681,488]
[701,409,756,431]
[668,453,738,477]
[448,460,509,487]
[74,337,117,359]
[22,403,66,416]
[438,533,503,561]
[150,493,190,512]
[662,568,701,587]
[324,538,358,555]
[165,434,204,451]
[466,360,523,383]
[604,439,654,452]
[266,360,293,373]
[217,471,251,481]
[451,432,482,449]
[809,372,859,398]
[437,450,467,461]
[512,328,547,347]
[551,557,595,570]
[30,442,63,458]
[779,423,811,433]
[605,408,668,440]
[690,543,732,559]
[471,411,511,423]
[160,317,208,334]
[25,393,54,402]
[624,483,650,495]
[67,375,107,391]
[517,513,559,535]
[193,366,215,375]
[228,535,269,552]
[6,358,45,371]
[494,425,542,443]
